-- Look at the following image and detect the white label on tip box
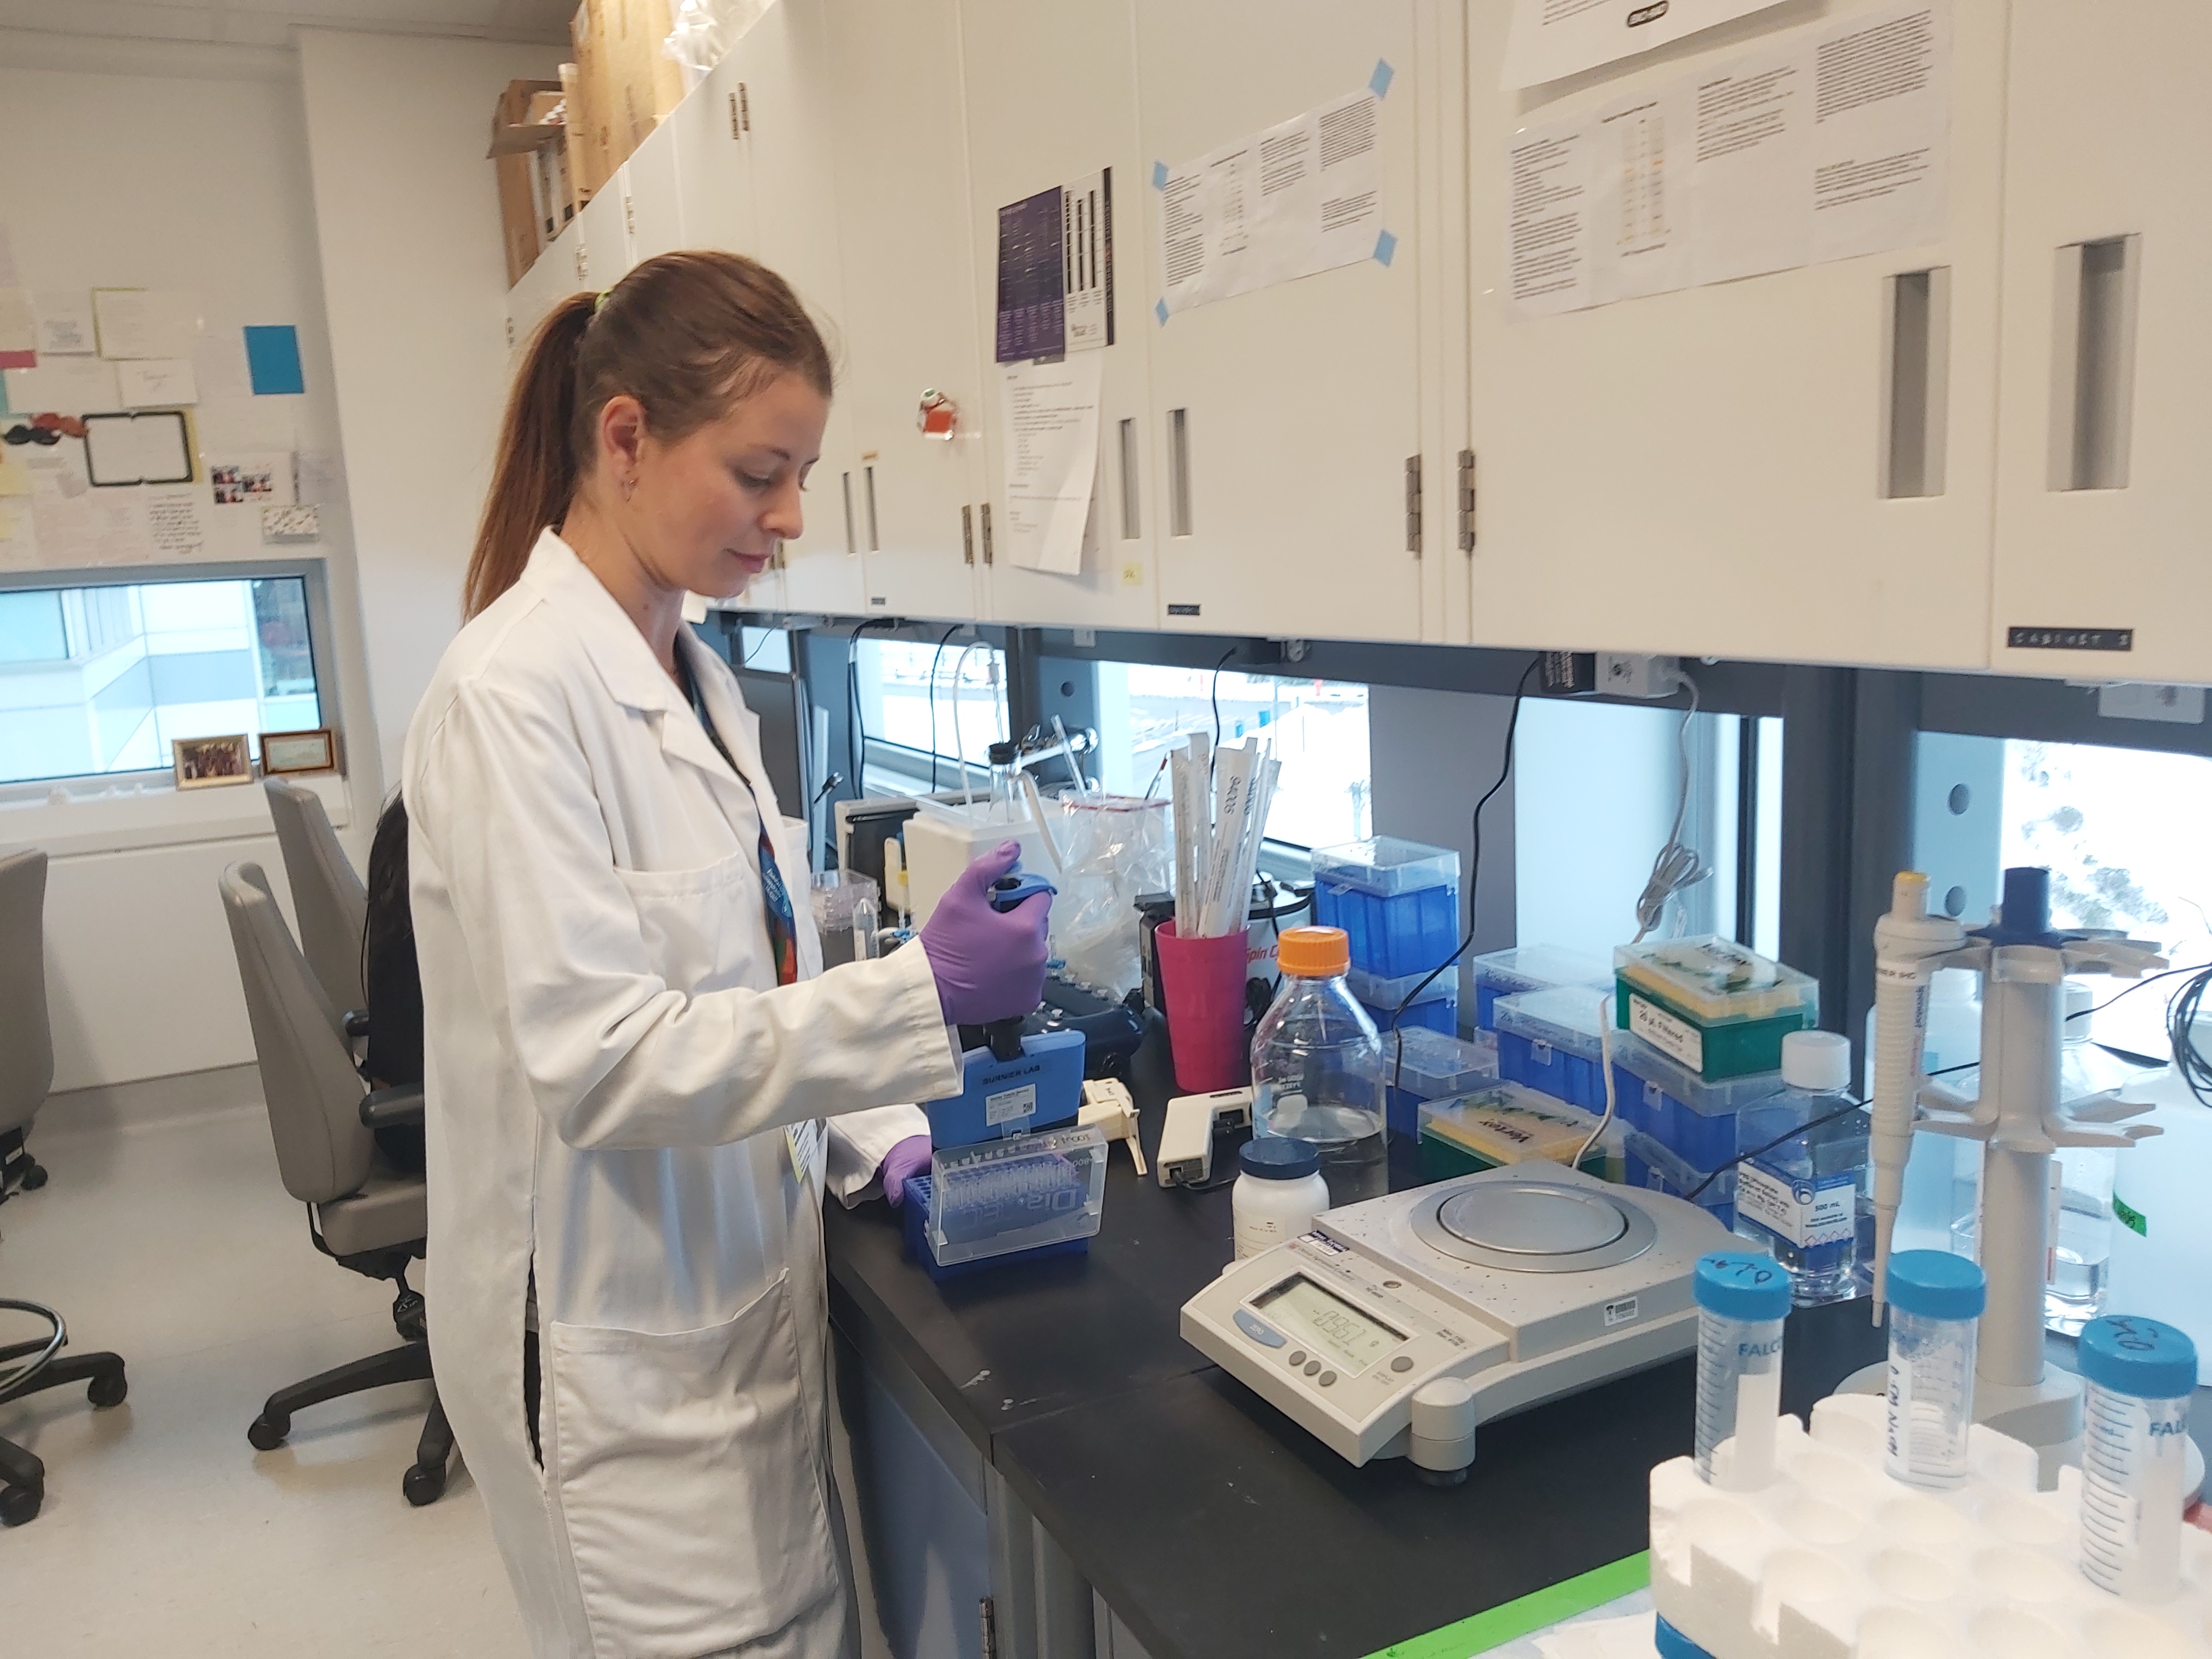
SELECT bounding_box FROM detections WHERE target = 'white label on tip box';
[1628,993,1704,1072]
[985,1084,1038,1126]
[1604,1296,1639,1328]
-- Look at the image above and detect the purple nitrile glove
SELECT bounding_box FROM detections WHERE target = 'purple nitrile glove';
[918,840,1051,1026]
[881,1135,933,1208]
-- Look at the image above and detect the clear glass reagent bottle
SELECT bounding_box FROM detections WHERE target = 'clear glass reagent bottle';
[1251,926,1386,1201]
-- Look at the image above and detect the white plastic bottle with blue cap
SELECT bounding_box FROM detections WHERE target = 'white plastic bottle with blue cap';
[1232,1136,1329,1262]
[1693,1252,1790,1491]
[2078,1314,2198,1602]
[1883,1249,1985,1490]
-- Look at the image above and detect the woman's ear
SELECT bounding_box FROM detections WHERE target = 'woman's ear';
[599,394,648,479]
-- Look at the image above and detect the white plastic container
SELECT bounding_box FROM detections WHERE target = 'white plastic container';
[2079,1314,2198,1603]
[1883,1249,1985,1491]
[1693,1252,1789,1491]
[2109,1039,2212,1385]
[1232,1136,1329,1262]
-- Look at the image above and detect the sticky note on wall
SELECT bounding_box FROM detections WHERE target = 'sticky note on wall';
[243,325,304,396]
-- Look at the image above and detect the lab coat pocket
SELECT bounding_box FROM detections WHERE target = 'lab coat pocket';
[545,1274,840,1658]
[614,848,763,995]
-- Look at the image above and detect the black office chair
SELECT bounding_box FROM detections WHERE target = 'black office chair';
[0,849,129,1526]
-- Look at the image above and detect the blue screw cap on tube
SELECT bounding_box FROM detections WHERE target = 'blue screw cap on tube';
[1694,1252,1791,1322]
[1885,1250,1987,1321]
[2080,1316,2199,1400]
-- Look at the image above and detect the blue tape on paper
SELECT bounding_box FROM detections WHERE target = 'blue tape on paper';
[1370,59,1395,99]
[1152,159,1169,190]
[1374,229,1397,268]
[1154,297,1169,325]
[244,325,305,396]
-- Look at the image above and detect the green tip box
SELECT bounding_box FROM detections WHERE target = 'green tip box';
[1613,937,1817,1081]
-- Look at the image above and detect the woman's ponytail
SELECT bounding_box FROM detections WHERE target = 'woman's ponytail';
[465,291,596,619]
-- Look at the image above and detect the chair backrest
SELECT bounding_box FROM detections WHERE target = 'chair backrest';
[263,778,368,1016]
[220,861,373,1206]
[0,850,53,1135]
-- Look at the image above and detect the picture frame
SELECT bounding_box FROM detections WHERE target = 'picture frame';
[172,734,255,789]
[258,727,338,777]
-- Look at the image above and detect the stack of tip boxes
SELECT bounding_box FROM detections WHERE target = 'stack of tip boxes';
[1381,1025,1498,1137]
[1469,945,1612,1033]
[1417,1082,1618,1182]
[1312,838,1462,1037]
[906,1028,1107,1280]
[1649,1390,2212,1658]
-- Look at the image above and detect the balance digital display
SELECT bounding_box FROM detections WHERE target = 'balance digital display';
[1251,1276,1404,1375]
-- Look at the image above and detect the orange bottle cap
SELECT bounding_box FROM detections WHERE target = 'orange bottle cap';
[1277,926,1350,978]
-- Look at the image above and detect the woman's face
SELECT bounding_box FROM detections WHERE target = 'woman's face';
[619,373,830,601]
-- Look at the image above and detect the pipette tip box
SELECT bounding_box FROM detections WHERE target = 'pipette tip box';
[1494,985,1613,1112]
[919,1122,1107,1269]
[1610,1029,1788,1175]
[919,1028,1085,1149]
[1417,1084,1618,1182]
[1311,837,1460,979]
[1469,945,1612,1032]
[1383,1026,1498,1137]
[1348,962,1460,1041]
[1623,1128,1735,1230]
[1614,938,1816,1081]
[900,1172,1092,1282]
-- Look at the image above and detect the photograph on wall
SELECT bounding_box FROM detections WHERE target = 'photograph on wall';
[172,733,253,788]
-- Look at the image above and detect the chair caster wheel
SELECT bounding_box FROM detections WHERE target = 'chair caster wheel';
[403,1462,446,1506]
[19,1163,46,1191]
[0,1483,42,1526]
[87,1371,127,1409]
[247,1413,289,1452]
[393,1290,427,1344]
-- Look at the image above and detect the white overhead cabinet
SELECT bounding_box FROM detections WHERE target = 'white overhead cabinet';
[1988,2,2210,684]
[621,119,686,263]
[1461,0,2007,671]
[824,0,983,623]
[728,0,865,614]
[958,0,1162,630]
[667,48,759,259]
[574,164,634,289]
[507,218,585,356]
[1136,0,1426,643]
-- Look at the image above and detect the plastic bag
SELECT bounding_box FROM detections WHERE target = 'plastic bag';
[1045,792,1172,998]
[664,0,773,77]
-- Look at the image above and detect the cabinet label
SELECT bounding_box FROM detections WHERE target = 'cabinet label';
[985,1084,1037,1126]
[1167,603,1201,617]
[1628,993,1703,1072]
[2007,626,2134,653]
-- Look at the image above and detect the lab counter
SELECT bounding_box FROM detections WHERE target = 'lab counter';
[822,1017,1886,1659]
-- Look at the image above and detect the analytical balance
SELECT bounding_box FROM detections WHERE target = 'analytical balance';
[1182,1162,1730,1480]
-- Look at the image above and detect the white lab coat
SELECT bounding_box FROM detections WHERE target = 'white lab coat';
[404,529,949,1658]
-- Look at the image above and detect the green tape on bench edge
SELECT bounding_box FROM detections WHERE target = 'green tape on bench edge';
[1359,1551,1650,1659]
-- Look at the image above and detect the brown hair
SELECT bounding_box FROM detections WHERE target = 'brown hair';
[464,250,834,619]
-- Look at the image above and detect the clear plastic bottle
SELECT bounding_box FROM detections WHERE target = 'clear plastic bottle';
[2078,1314,2197,1602]
[1883,1249,1985,1491]
[985,740,1022,822]
[1693,1252,1790,1489]
[1251,926,1386,1203]
[1734,1030,1867,1305]
[2050,981,2122,1333]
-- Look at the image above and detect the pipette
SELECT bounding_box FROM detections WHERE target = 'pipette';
[1867,872,1965,1319]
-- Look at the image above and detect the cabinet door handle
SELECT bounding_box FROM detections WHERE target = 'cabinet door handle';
[1118,417,1142,540]
[863,465,880,552]
[1882,268,1950,499]
[962,504,974,566]
[840,471,857,556]
[1167,408,1192,538]
[2048,235,2141,491]
[1404,454,1423,556]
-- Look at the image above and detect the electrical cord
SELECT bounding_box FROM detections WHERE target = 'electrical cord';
[2166,963,2212,1108]
[1630,668,1710,944]
[1210,645,1237,756]
[1386,656,1543,1096]
[844,618,901,801]
[927,624,960,792]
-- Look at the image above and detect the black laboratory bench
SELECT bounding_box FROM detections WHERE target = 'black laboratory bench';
[822,1016,1886,1659]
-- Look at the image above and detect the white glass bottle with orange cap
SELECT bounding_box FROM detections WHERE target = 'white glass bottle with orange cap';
[1251,926,1387,1201]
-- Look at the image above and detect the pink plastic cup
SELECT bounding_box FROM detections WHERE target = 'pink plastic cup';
[1156,920,1252,1093]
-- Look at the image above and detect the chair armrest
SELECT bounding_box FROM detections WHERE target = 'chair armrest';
[360,1085,425,1130]
[342,1008,371,1041]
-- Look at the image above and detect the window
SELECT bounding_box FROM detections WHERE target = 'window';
[853,635,1008,793]
[0,575,324,788]
[1092,662,1371,848]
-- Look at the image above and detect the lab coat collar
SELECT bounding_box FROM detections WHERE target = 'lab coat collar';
[520,529,766,794]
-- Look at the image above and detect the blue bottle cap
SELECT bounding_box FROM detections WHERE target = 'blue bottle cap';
[1239,1136,1321,1181]
[1884,1250,1986,1321]
[1654,1615,1718,1659]
[2079,1316,2199,1401]
[1694,1252,1791,1322]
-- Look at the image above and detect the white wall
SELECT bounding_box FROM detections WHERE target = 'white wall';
[297,28,562,790]
[0,43,381,1092]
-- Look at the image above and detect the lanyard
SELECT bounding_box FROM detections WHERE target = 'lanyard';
[674,645,799,989]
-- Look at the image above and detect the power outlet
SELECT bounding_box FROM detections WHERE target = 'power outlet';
[1597,653,1679,699]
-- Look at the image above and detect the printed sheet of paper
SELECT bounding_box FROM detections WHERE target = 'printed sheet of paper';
[1591,85,1693,302]
[145,485,209,560]
[26,442,153,566]
[4,356,119,413]
[0,289,35,370]
[93,288,200,360]
[297,449,348,506]
[1159,89,1383,315]
[998,353,1102,576]
[35,292,95,356]
[994,171,1117,364]
[1808,3,1949,263]
[117,357,198,408]
[1503,0,1792,90]
[1060,170,1114,353]
[1507,117,1595,314]
[1690,40,1812,284]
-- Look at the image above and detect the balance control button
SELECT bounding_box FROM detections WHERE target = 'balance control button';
[1304,1360,1323,1377]
[1288,1350,1306,1367]
[1319,1371,1337,1387]
[1391,1356,1414,1373]
[1233,1309,1286,1348]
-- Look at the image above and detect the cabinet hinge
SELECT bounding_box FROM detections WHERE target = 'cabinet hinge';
[574,240,588,283]
[980,502,994,565]
[727,91,742,140]
[979,1597,997,1659]
[623,194,635,238]
[738,82,751,133]
[1455,448,1477,552]
[962,504,975,566]
[504,316,515,348]
[1404,454,1423,556]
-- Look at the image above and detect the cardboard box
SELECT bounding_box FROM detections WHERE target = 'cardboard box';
[558,61,595,210]
[569,1,618,188]
[492,77,566,285]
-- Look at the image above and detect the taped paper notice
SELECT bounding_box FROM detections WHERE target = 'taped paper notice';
[1503,0,1793,90]
[35,292,95,356]
[1807,4,1949,263]
[1691,40,1812,284]
[93,288,200,360]
[1508,118,1594,314]
[4,356,119,413]
[999,353,1102,577]
[117,357,199,408]
[146,485,209,560]
[0,289,35,370]
[1592,86,1692,302]
[1159,88,1384,316]
[995,171,1116,364]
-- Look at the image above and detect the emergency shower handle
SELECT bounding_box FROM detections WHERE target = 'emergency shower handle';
[1882,268,1950,499]
[2048,234,2141,492]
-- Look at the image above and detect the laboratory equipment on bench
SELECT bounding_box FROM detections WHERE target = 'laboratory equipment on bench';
[2078,1314,2197,1603]
[1181,1160,1731,1481]
[1883,1249,1984,1491]
[1155,1086,1252,1188]
[1730,1031,1867,1306]
[1251,926,1387,1201]
[1416,1084,1616,1182]
[900,789,1056,926]
[901,1124,1108,1280]
[1692,1252,1788,1491]
[1615,937,1819,1081]
[1309,836,1460,981]
[1232,1136,1328,1262]
[1383,1025,1498,1138]
[1866,867,2165,1478]
[1494,986,1613,1112]
[1470,944,1612,1034]
[1076,1077,1146,1176]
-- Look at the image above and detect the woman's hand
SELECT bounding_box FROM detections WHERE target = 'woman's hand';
[918,841,1051,1026]
[879,1135,933,1207]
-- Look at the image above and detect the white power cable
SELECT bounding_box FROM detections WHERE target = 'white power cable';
[1630,667,1711,944]
[1575,989,1620,1170]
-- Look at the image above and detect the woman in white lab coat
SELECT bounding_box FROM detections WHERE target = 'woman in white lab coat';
[403,251,1049,1658]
